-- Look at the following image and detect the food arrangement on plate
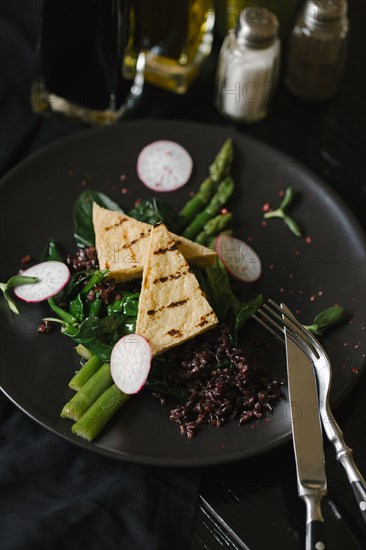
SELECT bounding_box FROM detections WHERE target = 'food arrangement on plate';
[0,137,349,445]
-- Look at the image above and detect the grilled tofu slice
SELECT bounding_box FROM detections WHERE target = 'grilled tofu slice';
[93,203,217,281]
[136,222,218,357]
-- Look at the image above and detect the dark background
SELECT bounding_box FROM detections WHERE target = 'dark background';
[0,1,365,549]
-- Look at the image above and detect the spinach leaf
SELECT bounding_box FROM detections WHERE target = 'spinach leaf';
[146,360,189,402]
[129,198,177,229]
[41,239,63,262]
[107,292,139,316]
[233,294,263,343]
[73,314,136,362]
[69,293,85,323]
[73,190,123,247]
[204,260,240,322]
[48,298,77,325]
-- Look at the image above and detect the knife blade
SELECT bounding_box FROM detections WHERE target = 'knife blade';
[281,303,327,550]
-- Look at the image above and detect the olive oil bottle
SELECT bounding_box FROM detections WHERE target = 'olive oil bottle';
[124,0,215,93]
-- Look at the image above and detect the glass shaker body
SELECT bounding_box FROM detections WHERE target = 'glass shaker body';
[285,7,349,100]
[215,30,280,123]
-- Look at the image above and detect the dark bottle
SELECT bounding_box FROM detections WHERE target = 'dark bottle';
[32,0,143,124]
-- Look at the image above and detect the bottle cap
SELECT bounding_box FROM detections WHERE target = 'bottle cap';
[236,6,279,48]
[304,0,347,26]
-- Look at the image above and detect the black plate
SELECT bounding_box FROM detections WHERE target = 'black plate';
[0,120,365,466]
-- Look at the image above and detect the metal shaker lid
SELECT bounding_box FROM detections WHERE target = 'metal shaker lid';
[304,0,348,26]
[235,6,279,48]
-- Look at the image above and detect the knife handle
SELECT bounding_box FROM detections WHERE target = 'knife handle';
[351,481,366,524]
[303,492,326,550]
[306,520,326,550]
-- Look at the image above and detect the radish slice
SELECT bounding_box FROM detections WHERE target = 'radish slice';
[14,261,70,302]
[137,140,193,192]
[110,334,152,395]
[216,235,262,283]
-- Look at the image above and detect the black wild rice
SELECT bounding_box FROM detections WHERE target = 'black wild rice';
[160,325,284,438]
[66,246,99,272]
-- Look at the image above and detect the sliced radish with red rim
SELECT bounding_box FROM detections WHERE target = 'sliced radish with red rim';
[14,261,70,302]
[137,140,193,192]
[216,235,262,283]
[110,334,152,395]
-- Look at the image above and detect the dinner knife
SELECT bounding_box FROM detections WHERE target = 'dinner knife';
[281,304,327,550]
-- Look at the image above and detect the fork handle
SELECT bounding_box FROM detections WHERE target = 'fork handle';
[351,481,366,524]
[336,448,366,525]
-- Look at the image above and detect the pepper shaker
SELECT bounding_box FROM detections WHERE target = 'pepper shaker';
[285,0,349,100]
[215,7,280,123]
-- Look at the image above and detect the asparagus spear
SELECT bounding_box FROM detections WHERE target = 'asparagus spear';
[61,363,113,421]
[72,384,129,441]
[183,177,235,241]
[195,212,233,245]
[209,138,234,182]
[177,139,234,229]
[69,354,103,391]
[75,344,92,360]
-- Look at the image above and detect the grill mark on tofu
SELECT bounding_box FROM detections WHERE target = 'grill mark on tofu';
[196,311,216,327]
[104,218,127,231]
[166,329,182,337]
[146,298,189,315]
[152,269,191,284]
[167,299,189,309]
[121,232,147,249]
[153,244,177,255]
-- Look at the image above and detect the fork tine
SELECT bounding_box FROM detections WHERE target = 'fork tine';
[266,299,321,359]
[254,309,301,349]
[252,313,284,345]
[254,303,318,362]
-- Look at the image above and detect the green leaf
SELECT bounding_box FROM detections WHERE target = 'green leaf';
[41,239,63,262]
[129,198,177,229]
[280,187,295,210]
[263,187,302,237]
[73,190,123,247]
[283,214,302,237]
[146,360,189,402]
[305,306,348,336]
[0,275,39,315]
[72,314,137,362]
[6,275,39,289]
[48,298,77,325]
[81,269,108,294]
[69,293,85,322]
[263,209,283,220]
[107,292,139,316]
[204,260,240,322]
[234,294,263,343]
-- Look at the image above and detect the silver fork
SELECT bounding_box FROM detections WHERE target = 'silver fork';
[254,299,366,524]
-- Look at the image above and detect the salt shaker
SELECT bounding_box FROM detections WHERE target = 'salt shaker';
[215,7,280,123]
[285,0,349,100]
